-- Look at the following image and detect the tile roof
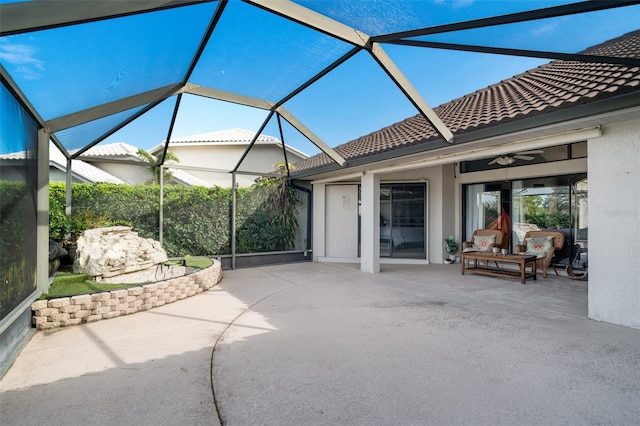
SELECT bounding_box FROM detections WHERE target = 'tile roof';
[75,142,143,159]
[0,151,28,160]
[50,144,125,184]
[150,128,308,159]
[294,29,640,173]
[169,128,281,144]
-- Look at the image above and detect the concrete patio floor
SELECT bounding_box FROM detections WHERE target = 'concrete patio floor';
[1,262,638,425]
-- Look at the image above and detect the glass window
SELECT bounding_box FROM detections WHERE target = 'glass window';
[571,141,587,159]
[511,178,571,247]
[464,184,501,240]
[538,145,569,162]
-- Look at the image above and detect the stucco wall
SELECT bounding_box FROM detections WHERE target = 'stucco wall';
[588,119,640,328]
[312,183,326,261]
[168,145,307,188]
[314,166,449,265]
[91,161,151,185]
[169,145,252,187]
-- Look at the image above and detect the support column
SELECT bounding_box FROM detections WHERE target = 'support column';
[588,120,640,328]
[231,172,237,270]
[159,165,164,245]
[37,129,50,294]
[360,172,380,273]
[65,157,72,216]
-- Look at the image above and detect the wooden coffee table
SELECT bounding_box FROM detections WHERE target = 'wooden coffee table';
[461,252,537,284]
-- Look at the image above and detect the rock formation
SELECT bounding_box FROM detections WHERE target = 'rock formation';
[73,226,168,278]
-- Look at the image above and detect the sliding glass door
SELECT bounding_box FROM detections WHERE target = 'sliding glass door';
[380,183,425,258]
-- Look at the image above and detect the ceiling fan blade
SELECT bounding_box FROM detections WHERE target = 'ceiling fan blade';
[513,155,535,160]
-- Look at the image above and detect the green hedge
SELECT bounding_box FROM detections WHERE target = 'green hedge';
[49,180,300,257]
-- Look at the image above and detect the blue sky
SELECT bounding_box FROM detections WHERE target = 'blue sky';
[1,0,639,157]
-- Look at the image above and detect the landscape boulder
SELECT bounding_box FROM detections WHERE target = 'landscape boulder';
[73,226,168,278]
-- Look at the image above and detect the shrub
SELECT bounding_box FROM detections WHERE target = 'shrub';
[49,179,300,257]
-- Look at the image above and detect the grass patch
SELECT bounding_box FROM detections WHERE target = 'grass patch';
[43,271,141,299]
[164,255,213,269]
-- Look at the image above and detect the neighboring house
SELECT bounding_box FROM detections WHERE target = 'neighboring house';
[0,151,37,182]
[0,144,125,184]
[76,142,211,187]
[50,144,125,184]
[149,128,309,187]
[0,142,211,186]
[293,30,640,328]
[72,142,148,185]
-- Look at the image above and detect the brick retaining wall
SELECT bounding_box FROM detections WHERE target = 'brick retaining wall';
[31,260,223,331]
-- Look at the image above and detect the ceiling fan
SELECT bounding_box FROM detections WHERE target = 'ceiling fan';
[488,150,544,166]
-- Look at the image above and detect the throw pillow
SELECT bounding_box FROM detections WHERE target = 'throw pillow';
[525,236,554,258]
[472,235,496,251]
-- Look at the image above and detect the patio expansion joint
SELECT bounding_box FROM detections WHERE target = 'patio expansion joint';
[209,273,298,426]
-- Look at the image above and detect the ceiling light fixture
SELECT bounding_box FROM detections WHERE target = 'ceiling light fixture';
[494,156,516,166]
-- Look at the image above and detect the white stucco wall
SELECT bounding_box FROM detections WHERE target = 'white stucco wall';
[312,183,326,261]
[91,162,151,185]
[313,166,448,265]
[360,173,380,273]
[168,144,307,188]
[588,118,640,329]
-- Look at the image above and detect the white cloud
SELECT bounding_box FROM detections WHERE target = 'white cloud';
[0,39,44,80]
[433,0,475,8]
[531,23,558,37]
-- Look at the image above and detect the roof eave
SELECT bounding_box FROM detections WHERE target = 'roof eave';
[292,92,640,180]
[77,155,145,164]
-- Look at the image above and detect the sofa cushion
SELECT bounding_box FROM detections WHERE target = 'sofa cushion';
[472,235,496,251]
[525,236,554,258]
